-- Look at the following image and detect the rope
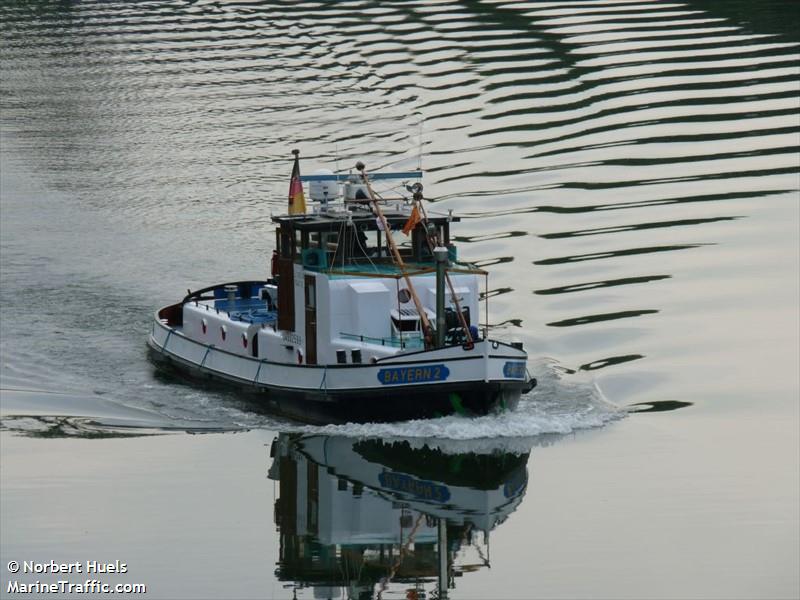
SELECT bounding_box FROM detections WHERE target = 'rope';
[254,359,265,384]
[326,218,346,273]
[162,329,174,354]
[199,344,213,369]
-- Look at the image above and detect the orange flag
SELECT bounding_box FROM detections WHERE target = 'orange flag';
[402,205,421,235]
[288,150,306,215]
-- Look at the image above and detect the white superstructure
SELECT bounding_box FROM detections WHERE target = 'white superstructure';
[147,162,535,423]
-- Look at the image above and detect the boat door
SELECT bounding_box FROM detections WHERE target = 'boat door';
[277,228,295,331]
[304,275,317,365]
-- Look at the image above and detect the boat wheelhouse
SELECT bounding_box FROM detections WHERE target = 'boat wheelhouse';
[148,156,535,423]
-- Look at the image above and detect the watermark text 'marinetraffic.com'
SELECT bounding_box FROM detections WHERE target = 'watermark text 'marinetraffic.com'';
[7,579,147,594]
[5,560,147,594]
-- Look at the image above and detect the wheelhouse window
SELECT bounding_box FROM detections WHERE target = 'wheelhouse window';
[391,308,424,333]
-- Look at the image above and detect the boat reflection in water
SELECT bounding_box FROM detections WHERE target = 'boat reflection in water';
[269,434,532,599]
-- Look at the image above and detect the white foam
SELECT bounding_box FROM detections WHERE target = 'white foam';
[291,358,625,447]
[1,360,623,441]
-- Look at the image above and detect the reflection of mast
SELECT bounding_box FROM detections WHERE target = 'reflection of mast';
[376,513,425,599]
[438,518,449,599]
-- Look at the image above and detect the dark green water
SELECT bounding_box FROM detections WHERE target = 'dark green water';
[1,1,798,598]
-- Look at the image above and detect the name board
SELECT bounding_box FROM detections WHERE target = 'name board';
[377,364,450,385]
[379,471,451,503]
[281,331,302,346]
[503,361,526,379]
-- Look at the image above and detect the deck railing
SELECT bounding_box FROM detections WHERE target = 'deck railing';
[339,332,425,349]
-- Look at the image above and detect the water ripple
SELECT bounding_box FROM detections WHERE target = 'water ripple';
[1,0,797,415]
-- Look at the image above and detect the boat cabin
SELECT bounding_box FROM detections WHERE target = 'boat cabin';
[172,169,485,370]
[268,204,479,365]
[272,206,458,327]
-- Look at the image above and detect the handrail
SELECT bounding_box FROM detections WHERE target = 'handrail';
[182,280,272,304]
[325,264,487,279]
[300,171,422,182]
[326,266,435,279]
[339,332,424,349]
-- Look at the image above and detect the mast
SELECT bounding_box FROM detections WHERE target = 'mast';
[356,162,435,349]
[416,197,473,345]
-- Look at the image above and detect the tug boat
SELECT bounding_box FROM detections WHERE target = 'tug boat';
[147,152,535,423]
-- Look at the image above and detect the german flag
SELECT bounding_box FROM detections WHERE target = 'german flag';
[288,149,306,215]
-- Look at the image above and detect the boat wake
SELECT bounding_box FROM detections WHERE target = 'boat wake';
[0,359,622,442]
[291,358,624,448]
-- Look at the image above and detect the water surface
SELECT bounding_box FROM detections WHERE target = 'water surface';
[1,1,798,598]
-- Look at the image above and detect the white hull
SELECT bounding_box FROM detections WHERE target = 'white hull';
[148,309,533,423]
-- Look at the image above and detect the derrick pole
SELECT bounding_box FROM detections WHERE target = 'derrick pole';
[357,163,434,349]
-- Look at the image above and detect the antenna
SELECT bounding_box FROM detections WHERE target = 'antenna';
[417,117,424,171]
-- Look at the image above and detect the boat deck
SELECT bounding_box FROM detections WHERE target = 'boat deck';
[199,297,277,325]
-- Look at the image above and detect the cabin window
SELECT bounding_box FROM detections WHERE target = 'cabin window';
[392,317,419,332]
[280,229,292,258]
[412,228,433,262]
[351,228,389,259]
[392,317,420,332]
[352,227,374,257]
[305,231,339,252]
[321,232,337,250]
[305,281,316,309]
[391,309,422,333]
[322,232,338,264]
